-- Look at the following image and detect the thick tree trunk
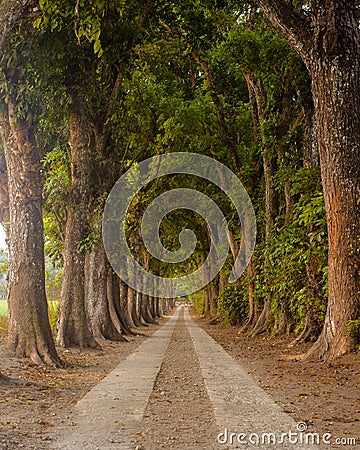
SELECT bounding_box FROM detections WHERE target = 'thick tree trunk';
[56,103,98,348]
[127,287,141,327]
[209,280,219,319]
[273,302,291,336]
[106,271,130,337]
[257,153,287,335]
[0,0,36,52]
[304,56,360,360]
[85,243,125,342]
[0,101,61,365]
[119,278,136,334]
[135,290,146,326]
[136,291,149,326]
[140,292,157,324]
[255,0,360,360]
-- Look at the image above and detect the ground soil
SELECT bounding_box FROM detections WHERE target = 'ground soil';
[0,321,163,450]
[0,309,359,449]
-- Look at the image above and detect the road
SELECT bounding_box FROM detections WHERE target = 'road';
[50,306,323,449]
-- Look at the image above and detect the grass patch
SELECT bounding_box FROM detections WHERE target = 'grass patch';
[48,300,59,331]
[0,300,7,318]
[0,316,7,333]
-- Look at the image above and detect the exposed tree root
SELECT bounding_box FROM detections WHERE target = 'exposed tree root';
[272,303,291,337]
[30,346,64,367]
[278,353,304,362]
[208,315,220,325]
[238,313,259,334]
[280,325,353,363]
[279,333,329,363]
[56,332,101,351]
[287,313,319,349]
[250,297,273,337]
[8,334,64,367]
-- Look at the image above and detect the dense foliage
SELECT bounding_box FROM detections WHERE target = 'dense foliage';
[0,0,359,364]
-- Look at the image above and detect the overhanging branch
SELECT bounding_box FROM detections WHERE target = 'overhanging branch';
[253,0,313,63]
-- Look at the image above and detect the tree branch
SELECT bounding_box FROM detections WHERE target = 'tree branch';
[253,0,313,64]
[105,0,157,123]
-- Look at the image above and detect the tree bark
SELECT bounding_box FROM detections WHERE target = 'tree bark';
[119,278,136,334]
[85,243,126,342]
[0,154,10,240]
[106,270,130,337]
[56,102,98,348]
[140,291,157,325]
[239,260,259,333]
[255,0,360,360]
[0,99,61,365]
[128,286,142,327]
[136,291,149,326]
[0,0,36,53]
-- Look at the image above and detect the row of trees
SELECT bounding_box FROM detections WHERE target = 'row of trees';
[0,0,359,374]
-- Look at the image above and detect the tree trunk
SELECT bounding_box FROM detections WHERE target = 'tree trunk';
[304,56,360,360]
[56,103,98,349]
[119,278,136,334]
[209,279,219,319]
[135,290,146,326]
[255,0,360,360]
[136,291,149,326]
[0,154,10,241]
[85,243,125,342]
[0,0,36,52]
[250,153,277,336]
[140,292,157,324]
[106,270,130,337]
[273,302,291,336]
[127,287,141,327]
[0,100,61,365]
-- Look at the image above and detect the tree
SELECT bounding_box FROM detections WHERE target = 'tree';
[253,0,360,360]
[0,101,60,365]
[37,0,158,347]
[55,99,99,348]
[0,3,61,366]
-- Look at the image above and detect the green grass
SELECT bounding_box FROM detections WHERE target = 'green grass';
[0,301,7,332]
[48,300,59,331]
[0,300,7,317]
